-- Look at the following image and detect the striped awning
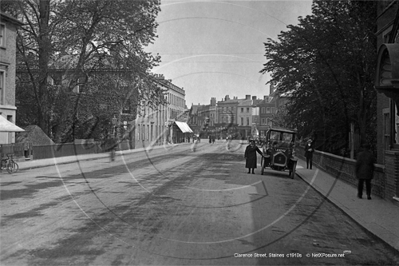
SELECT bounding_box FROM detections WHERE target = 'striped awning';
[175,121,193,133]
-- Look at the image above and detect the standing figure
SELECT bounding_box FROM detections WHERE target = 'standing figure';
[355,144,375,200]
[244,140,263,174]
[305,139,314,169]
[104,137,117,162]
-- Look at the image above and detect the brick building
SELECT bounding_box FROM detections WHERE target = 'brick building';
[257,95,276,136]
[375,0,399,201]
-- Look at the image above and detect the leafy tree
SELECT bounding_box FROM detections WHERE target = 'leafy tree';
[2,0,166,141]
[260,0,377,154]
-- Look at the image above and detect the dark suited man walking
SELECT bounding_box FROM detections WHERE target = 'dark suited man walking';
[355,144,375,200]
[305,139,314,169]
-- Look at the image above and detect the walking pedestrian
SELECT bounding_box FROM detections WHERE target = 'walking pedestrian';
[244,140,263,174]
[305,139,314,169]
[102,137,117,162]
[109,138,117,162]
[355,144,375,200]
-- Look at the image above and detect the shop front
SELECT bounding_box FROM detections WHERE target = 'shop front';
[173,121,193,143]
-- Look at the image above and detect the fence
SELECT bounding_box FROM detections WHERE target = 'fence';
[0,143,29,159]
[1,140,133,161]
[296,146,386,199]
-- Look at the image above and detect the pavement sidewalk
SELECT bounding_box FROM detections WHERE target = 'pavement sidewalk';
[295,159,399,253]
[14,142,181,170]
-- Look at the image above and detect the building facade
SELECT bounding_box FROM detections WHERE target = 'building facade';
[257,95,277,137]
[237,95,261,139]
[0,13,23,144]
[375,0,399,202]
[135,80,188,148]
[188,98,217,139]
[215,95,239,139]
[188,94,273,140]
[209,97,217,128]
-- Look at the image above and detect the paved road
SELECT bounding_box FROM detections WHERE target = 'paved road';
[1,141,398,265]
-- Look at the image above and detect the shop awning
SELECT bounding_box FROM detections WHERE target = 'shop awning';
[175,121,193,133]
[0,116,24,132]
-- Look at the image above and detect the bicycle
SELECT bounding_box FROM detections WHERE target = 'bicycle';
[1,154,19,174]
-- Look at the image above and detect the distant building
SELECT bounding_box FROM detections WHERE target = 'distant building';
[0,13,23,144]
[237,95,262,139]
[209,97,217,128]
[188,104,201,136]
[188,97,217,139]
[215,95,239,139]
[258,96,277,134]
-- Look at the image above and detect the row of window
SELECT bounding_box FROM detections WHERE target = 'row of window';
[137,105,184,141]
[219,106,236,113]
[137,124,164,142]
[197,115,273,126]
[221,116,234,123]
[260,107,276,114]
[167,92,185,108]
[237,117,270,126]
[261,118,273,126]
[139,104,168,122]
[240,117,251,126]
[218,106,276,114]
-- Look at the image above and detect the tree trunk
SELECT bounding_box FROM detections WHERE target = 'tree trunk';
[38,0,51,135]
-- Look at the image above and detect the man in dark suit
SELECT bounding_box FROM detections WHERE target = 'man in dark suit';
[355,144,375,200]
[305,139,314,169]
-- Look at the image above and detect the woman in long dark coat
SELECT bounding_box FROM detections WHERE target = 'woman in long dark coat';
[244,140,263,174]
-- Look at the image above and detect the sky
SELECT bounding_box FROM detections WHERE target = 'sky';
[146,0,313,107]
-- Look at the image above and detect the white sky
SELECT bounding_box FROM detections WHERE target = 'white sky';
[146,0,313,107]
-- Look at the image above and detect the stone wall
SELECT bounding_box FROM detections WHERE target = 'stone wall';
[296,146,386,199]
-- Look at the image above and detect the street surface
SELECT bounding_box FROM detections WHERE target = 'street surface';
[1,140,398,265]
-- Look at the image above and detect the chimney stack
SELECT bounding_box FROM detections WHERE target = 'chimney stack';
[245,95,251,99]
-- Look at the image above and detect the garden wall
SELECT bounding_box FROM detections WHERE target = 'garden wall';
[296,146,386,199]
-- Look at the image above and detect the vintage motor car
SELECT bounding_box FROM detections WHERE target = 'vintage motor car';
[260,128,298,179]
